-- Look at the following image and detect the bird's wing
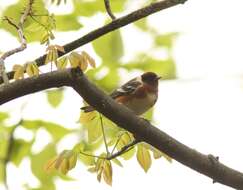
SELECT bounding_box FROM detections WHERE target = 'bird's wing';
[110,78,142,99]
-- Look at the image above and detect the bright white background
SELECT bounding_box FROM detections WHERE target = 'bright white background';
[1,0,243,189]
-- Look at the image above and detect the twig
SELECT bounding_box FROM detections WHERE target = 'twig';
[104,0,116,20]
[0,0,187,84]
[107,139,140,160]
[99,113,110,155]
[0,0,34,84]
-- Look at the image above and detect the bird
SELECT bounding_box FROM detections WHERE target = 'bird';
[81,72,161,115]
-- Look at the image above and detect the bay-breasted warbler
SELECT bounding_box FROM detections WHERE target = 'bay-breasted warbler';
[81,72,161,115]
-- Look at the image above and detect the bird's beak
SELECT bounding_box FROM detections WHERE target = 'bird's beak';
[156,76,162,81]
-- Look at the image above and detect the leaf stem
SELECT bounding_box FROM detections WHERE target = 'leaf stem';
[80,151,106,159]
[99,114,110,155]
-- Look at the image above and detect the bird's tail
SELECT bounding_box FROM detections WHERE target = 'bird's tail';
[80,106,95,113]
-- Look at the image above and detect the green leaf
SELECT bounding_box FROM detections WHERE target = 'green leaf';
[55,14,83,31]
[155,32,179,49]
[0,112,9,123]
[82,116,102,143]
[1,0,49,42]
[111,158,123,167]
[22,120,70,141]
[79,150,95,166]
[41,121,70,142]
[10,139,32,166]
[136,144,152,172]
[21,120,42,130]
[46,89,64,108]
[134,19,149,31]
[96,69,120,92]
[0,126,10,158]
[73,0,103,17]
[26,62,39,77]
[143,108,154,121]
[92,30,123,63]
[102,160,112,186]
[31,143,56,190]
[0,162,5,183]
[56,57,68,69]
[116,133,135,160]
[73,0,126,17]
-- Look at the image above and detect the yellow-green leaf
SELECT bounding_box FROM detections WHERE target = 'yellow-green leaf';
[82,51,96,68]
[97,170,102,182]
[87,166,96,173]
[47,89,64,108]
[79,111,97,124]
[111,158,123,167]
[45,49,58,65]
[68,152,77,169]
[56,56,68,69]
[44,157,57,173]
[60,159,69,174]
[79,58,88,71]
[79,150,95,166]
[55,45,65,53]
[153,149,172,163]
[69,52,82,68]
[136,144,152,172]
[12,64,24,80]
[26,62,39,77]
[103,160,112,186]
[116,133,135,160]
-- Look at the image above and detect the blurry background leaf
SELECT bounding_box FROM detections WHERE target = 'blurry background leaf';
[10,139,32,166]
[31,143,56,190]
[46,89,64,108]
[155,32,179,49]
[92,30,124,63]
[55,14,83,31]
[21,119,70,141]
[0,162,5,182]
[0,112,9,122]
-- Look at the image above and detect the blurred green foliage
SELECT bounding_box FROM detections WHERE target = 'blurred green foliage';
[0,0,178,189]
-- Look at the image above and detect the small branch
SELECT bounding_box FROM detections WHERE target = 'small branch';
[0,0,187,84]
[0,0,34,84]
[99,114,110,155]
[0,68,243,189]
[107,139,139,160]
[0,59,9,84]
[104,0,116,20]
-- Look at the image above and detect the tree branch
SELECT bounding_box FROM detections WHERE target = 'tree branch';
[0,0,34,84]
[0,0,187,84]
[0,68,242,189]
[107,139,139,160]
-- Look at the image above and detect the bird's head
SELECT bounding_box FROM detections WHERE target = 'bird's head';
[141,72,161,86]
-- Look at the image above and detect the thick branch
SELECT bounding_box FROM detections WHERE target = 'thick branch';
[0,68,243,189]
[0,0,187,84]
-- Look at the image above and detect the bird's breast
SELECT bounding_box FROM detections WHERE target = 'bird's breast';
[124,92,158,115]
